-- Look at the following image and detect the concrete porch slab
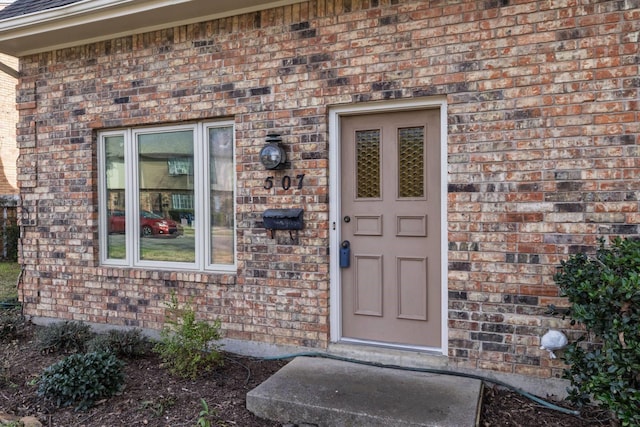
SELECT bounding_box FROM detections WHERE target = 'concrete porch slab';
[247,356,482,427]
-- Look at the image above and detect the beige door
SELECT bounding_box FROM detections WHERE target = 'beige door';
[340,109,441,348]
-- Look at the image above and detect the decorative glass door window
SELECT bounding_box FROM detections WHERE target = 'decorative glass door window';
[355,129,381,199]
[398,126,425,198]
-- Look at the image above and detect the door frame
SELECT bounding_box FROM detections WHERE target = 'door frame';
[328,97,449,354]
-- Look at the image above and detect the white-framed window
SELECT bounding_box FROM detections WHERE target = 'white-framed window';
[98,121,236,272]
[172,194,194,210]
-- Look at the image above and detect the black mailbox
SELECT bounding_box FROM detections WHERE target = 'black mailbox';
[263,208,304,230]
[263,208,304,238]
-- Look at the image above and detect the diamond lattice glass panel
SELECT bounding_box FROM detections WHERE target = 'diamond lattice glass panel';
[356,129,381,198]
[398,126,425,198]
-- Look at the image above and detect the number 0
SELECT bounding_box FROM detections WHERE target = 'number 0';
[282,175,291,190]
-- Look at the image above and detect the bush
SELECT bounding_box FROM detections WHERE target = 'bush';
[0,223,20,261]
[38,351,125,411]
[154,293,223,379]
[87,328,150,358]
[554,237,640,426]
[0,307,26,341]
[37,320,94,354]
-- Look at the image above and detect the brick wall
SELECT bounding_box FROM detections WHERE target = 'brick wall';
[15,0,640,379]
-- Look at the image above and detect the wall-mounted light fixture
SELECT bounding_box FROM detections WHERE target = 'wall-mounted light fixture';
[259,133,288,170]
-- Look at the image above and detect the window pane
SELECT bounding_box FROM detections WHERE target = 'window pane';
[171,194,193,210]
[398,126,425,198]
[209,126,234,265]
[105,135,126,259]
[356,129,381,198]
[137,131,195,262]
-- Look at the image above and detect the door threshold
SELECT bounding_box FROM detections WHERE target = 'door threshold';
[328,340,449,370]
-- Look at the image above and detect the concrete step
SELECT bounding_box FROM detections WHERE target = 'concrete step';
[247,356,482,427]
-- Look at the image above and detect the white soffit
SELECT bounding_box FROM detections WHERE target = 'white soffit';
[0,0,306,56]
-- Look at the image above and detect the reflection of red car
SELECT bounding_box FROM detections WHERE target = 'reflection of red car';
[108,210,180,237]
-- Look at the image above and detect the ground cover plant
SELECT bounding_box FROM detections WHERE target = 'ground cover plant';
[37,351,125,411]
[37,320,94,354]
[0,306,25,341]
[87,328,150,358]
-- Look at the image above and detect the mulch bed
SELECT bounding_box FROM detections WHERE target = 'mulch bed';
[1,320,612,426]
[480,385,612,427]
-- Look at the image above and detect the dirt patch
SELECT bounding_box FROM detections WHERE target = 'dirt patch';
[1,321,610,426]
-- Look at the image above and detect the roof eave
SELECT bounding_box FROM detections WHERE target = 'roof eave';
[0,0,304,56]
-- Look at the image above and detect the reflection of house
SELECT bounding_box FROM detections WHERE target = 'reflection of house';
[104,125,234,223]
[0,0,638,395]
[105,134,196,217]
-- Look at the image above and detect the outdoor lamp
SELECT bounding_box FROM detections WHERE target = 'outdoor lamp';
[259,133,287,170]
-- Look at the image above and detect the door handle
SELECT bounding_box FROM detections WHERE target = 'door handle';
[343,216,351,223]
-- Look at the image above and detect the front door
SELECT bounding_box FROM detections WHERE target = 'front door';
[340,109,441,348]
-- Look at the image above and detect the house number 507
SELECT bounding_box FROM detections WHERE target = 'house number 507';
[264,174,305,190]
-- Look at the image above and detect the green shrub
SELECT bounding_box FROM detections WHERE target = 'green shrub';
[37,320,94,354]
[554,237,640,426]
[38,351,125,411]
[87,328,150,358]
[153,293,223,379]
[0,307,26,341]
[0,221,20,261]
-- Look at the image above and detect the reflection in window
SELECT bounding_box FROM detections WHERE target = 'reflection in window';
[209,126,234,265]
[138,131,195,262]
[99,122,235,271]
[104,135,126,259]
[172,194,193,210]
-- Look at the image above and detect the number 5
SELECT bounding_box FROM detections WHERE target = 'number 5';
[264,176,274,190]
